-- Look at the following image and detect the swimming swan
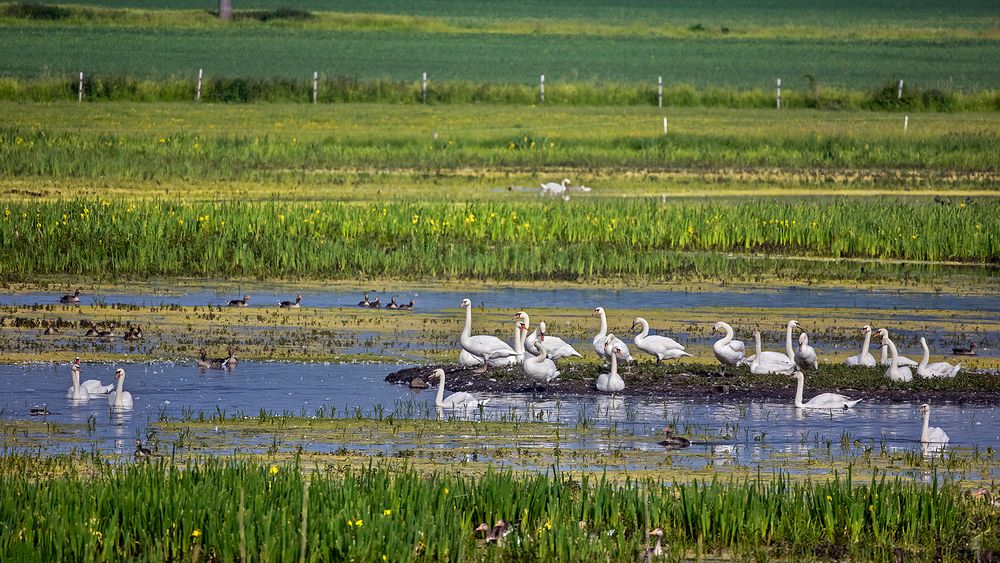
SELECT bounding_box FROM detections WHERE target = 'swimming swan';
[791,371,861,410]
[108,368,134,410]
[433,368,489,409]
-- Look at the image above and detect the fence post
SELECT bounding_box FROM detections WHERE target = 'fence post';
[663,117,668,136]
[897,79,904,100]
[540,74,545,103]
[422,72,427,104]
[904,115,909,132]
[78,72,84,103]
[196,68,203,101]
[776,78,781,109]
[312,71,318,104]
[658,76,663,108]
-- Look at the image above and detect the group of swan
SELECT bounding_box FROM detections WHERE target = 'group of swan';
[65,358,133,409]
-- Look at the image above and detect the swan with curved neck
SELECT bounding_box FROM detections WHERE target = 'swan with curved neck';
[631,317,691,363]
[750,331,796,375]
[458,298,518,369]
[592,307,632,363]
[794,332,818,370]
[433,368,489,408]
[845,325,877,367]
[920,403,949,444]
[69,358,113,395]
[712,322,745,368]
[876,329,913,382]
[523,334,560,391]
[108,368,134,409]
[917,337,960,378]
[791,371,861,409]
[877,329,918,367]
[519,312,581,360]
[784,320,800,360]
[65,360,91,401]
[595,336,625,394]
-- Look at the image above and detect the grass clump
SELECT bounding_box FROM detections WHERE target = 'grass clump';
[0,2,70,20]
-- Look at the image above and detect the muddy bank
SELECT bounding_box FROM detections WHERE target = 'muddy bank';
[386,363,1000,405]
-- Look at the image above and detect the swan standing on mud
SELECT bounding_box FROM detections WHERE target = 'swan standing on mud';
[917,337,960,378]
[791,371,861,410]
[794,332,818,370]
[459,311,523,368]
[844,325,877,367]
[592,307,633,364]
[631,317,690,363]
[458,298,519,369]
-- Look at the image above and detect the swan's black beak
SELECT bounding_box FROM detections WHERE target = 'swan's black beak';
[630,322,639,331]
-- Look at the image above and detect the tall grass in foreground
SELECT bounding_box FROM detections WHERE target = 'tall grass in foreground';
[0,199,995,280]
[0,458,995,562]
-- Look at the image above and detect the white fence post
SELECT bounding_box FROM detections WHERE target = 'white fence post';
[658,76,663,108]
[312,71,318,104]
[78,72,84,102]
[904,115,909,132]
[776,78,781,109]
[196,68,203,101]
[540,74,545,103]
[897,79,904,100]
[422,72,427,104]
[663,117,668,136]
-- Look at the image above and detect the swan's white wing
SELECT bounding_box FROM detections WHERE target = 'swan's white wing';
[925,427,949,444]
[539,336,582,359]
[462,335,515,357]
[441,392,487,408]
[82,380,113,394]
[802,393,860,409]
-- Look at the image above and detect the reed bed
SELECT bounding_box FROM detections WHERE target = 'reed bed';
[0,457,995,562]
[0,199,995,280]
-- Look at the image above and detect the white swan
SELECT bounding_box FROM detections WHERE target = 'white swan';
[877,329,913,382]
[523,339,560,391]
[712,322,745,367]
[433,368,489,409]
[540,178,570,196]
[595,336,625,394]
[522,314,582,360]
[108,368,134,410]
[592,307,633,363]
[65,360,91,401]
[791,371,861,410]
[919,403,949,444]
[877,329,918,367]
[632,317,691,363]
[69,358,114,395]
[749,331,797,375]
[917,337,960,379]
[742,320,799,365]
[459,318,524,368]
[794,332,818,370]
[844,325,877,367]
[457,298,519,369]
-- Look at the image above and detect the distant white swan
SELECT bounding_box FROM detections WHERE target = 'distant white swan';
[917,337,960,378]
[596,336,625,394]
[749,331,797,375]
[457,298,519,369]
[712,322,745,368]
[592,307,633,363]
[69,358,113,395]
[433,368,489,408]
[65,360,91,401]
[523,317,582,360]
[920,403,949,444]
[632,317,691,363]
[791,371,861,410]
[844,325,877,367]
[523,339,560,391]
[876,329,913,382]
[540,178,571,196]
[108,368,134,410]
[794,332,818,370]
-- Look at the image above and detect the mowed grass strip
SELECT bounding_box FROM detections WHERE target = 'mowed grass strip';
[1,199,995,280]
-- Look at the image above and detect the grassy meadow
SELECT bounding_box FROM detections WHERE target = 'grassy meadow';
[2,457,998,562]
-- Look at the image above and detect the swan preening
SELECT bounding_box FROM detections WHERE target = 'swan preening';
[632,317,690,363]
[596,336,626,394]
[917,337,960,378]
[876,329,913,382]
[712,322,745,368]
[791,371,861,410]
[432,369,488,409]
[592,307,633,364]
[523,338,560,391]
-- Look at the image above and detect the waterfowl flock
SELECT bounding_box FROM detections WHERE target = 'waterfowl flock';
[358,292,415,310]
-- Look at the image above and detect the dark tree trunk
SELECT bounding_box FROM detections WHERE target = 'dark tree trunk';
[218,0,232,21]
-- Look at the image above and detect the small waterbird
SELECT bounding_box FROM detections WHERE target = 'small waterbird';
[60,289,81,303]
[228,294,251,307]
[279,294,302,308]
[134,440,152,460]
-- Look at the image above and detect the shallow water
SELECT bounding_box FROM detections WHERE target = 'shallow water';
[2,361,997,478]
[6,284,999,313]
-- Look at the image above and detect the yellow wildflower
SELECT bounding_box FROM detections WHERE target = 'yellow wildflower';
[191,529,201,538]
[383,509,392,516]
[269,465,279,475]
